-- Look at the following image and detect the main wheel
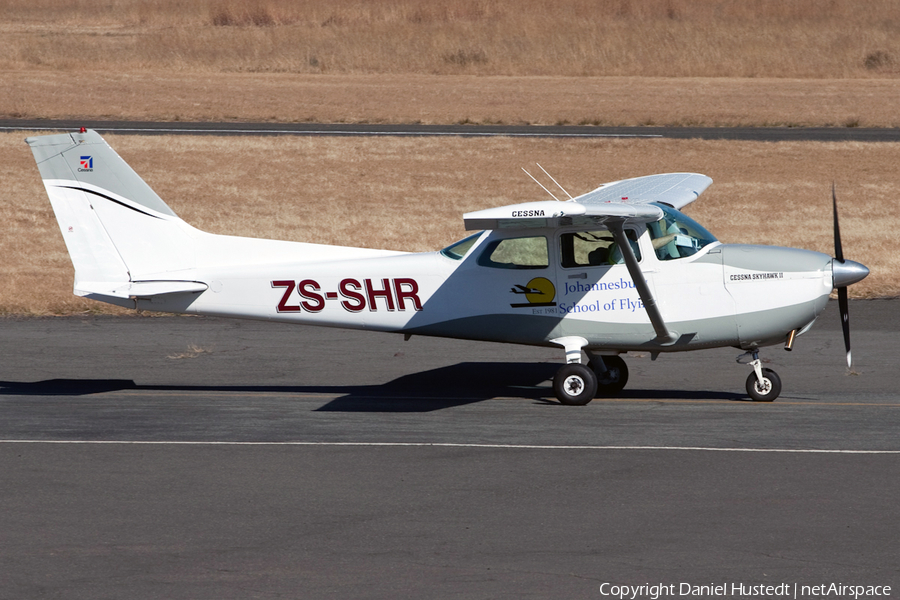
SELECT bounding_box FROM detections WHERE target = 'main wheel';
[588,355,629,396]
[745,368,782,402]
[553,364,598,406]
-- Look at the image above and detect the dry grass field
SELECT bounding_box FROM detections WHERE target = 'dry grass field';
[3,0,900,78]
[3,0,900,127]
[2,132,895,315]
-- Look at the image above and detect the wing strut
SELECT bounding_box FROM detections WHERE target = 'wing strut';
[608,220,677,345]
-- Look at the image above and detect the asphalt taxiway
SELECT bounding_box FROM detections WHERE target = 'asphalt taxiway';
[4,119,900,141]
[1,300,898,598]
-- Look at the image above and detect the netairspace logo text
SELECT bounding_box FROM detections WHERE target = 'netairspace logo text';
[599,582,892,600]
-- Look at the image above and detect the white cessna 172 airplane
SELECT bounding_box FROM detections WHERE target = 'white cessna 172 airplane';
[27,129,869,405]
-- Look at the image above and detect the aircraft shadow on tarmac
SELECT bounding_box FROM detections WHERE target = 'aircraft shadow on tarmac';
[0,362,746,411]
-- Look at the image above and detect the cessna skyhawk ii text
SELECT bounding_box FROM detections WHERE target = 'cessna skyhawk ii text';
[27,129,869,405]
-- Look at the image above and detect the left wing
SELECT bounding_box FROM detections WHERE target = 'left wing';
[464,173,712,231]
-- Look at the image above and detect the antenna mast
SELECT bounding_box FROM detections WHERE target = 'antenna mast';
[521,167,560,201]
[537,163,573,199]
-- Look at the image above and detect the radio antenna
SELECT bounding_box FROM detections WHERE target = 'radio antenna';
[521,167,560,201]
[537,163,573,199]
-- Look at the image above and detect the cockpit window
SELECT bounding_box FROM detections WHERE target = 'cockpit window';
[559,229,641,268]
[478,236,549,269]
[648,203,718,261]
[440,232,482,260]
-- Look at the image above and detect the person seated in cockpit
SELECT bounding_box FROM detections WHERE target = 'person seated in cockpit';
[651,231,681,249]
[648,220,697,260]
[647,204,718,261]
[587,246,609,265]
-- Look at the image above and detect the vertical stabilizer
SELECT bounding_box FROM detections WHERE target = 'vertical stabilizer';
[27,129,176,217]
[26,130,197,299]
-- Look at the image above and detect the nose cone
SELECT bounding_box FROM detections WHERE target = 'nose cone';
[832,259,869,288]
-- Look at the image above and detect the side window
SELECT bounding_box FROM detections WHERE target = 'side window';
[478,236,549,269]
[559,230,641,268]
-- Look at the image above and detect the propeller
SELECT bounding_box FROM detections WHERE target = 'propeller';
[831,184,869,368]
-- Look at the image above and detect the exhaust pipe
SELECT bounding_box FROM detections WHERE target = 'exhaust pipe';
[784,329,797,351]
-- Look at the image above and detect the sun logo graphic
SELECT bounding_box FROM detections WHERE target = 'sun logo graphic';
[78,156,93,172]
[509,277,556,308]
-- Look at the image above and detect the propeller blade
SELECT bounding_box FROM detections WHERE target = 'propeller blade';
[838,285,852,368]
[832,182,844,263]
[832,185,855,368]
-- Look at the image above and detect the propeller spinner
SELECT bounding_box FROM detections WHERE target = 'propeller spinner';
[831,185,870,368]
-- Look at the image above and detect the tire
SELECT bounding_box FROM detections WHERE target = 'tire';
[553,364,598,406]
[745,368,781,402]
[589,355,629,396]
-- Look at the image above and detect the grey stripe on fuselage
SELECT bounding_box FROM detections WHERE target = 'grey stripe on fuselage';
[405,293,826,353]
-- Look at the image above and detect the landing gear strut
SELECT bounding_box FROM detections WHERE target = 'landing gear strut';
[738,350,782,402]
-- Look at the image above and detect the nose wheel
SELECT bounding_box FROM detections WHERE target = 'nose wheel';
[746,369,781,402]
[739,351,782,402]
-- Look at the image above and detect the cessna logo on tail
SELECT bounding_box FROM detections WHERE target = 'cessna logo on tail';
[78,156,93,172]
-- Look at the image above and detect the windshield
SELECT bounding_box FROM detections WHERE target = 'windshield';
[647,203,717,260]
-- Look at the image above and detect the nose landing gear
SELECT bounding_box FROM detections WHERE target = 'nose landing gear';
[738,350,782,402]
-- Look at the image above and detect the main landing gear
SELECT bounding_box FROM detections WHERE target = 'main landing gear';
[550,344,783,405]
[738,350,782,402]
[552,351,630,406]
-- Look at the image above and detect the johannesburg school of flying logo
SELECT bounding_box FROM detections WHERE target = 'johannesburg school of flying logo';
[510,277,556,307]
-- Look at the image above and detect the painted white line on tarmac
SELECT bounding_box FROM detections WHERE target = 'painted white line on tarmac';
[0,440,897,453]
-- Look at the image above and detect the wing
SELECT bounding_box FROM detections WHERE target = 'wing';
[463,173,712,231]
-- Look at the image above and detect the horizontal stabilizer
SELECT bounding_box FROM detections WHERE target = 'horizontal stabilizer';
[75,280,208,299]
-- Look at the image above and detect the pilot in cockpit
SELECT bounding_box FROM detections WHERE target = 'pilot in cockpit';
[647,205,718,261]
